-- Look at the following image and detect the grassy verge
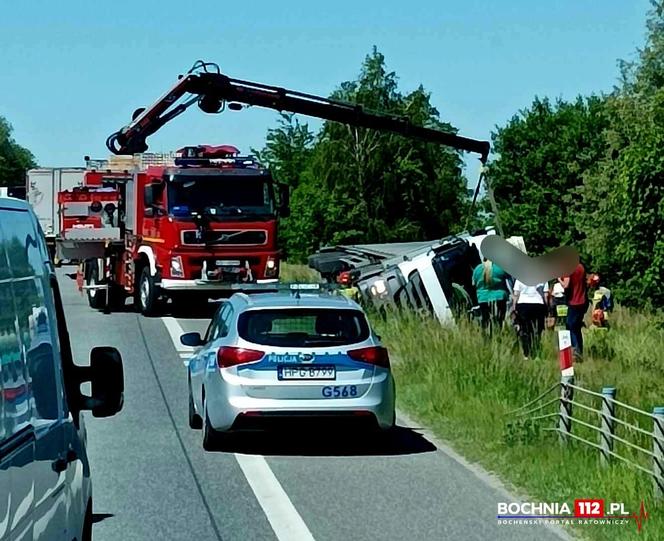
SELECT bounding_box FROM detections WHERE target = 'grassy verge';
[279,261,321,283]
[373,308,664,541]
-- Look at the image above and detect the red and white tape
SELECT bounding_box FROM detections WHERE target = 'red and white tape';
[558,330,574,376]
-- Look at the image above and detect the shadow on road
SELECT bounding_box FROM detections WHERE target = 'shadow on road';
[92,513,115,524]
[59,268,220,318]
[210,424,437,457]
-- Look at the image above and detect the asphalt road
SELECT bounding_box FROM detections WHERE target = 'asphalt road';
[57,268,570,541]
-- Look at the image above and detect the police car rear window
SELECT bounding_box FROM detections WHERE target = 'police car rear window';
[238,308,370,347]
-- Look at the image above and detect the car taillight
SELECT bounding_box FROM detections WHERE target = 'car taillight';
[217,347,264,368]
[337,271,352,286]
[347,346,390,368]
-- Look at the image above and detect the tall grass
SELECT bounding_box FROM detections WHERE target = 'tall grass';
[279,261,321,283]
[372,308,664,540]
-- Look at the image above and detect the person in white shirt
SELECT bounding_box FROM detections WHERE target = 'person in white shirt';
[512,279,550,359]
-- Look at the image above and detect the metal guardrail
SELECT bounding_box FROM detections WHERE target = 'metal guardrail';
[509,377,664,501]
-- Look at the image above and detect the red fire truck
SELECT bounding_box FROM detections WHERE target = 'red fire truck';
[63,59,491,316]
[58,145,289,314]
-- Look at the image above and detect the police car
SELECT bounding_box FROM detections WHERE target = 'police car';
[181,285,396,449]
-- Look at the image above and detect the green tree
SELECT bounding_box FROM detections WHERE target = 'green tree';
[580,0,664,307]
[252,113,319,260]
[308,48,467,244]
[257,48,470,262]
[252,113,315,188]
[485,96,609,255]
[0,116,36,187]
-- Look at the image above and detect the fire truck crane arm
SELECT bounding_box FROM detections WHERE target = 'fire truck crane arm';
[106,60,490,162]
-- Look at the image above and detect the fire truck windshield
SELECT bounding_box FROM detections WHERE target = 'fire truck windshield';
[167,173,275,220]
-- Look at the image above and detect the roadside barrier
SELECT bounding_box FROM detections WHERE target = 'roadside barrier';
[506,330,664,501]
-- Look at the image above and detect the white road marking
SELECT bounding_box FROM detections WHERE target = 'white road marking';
[160,315,317,541]
[235,454,316,541]
[162,316,196,364]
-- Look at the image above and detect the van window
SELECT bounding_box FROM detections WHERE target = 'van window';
[0,216,32,440]
[0,207,63,433]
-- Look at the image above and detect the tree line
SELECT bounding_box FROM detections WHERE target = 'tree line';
[2,2,661,308]
[0,117,35,188]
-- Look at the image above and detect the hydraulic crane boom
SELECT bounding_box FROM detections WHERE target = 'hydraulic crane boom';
[107,61,490,162]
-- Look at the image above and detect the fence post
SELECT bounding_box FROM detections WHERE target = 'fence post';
[599,387,616,467]
[559,375,574,444]
[653,407,664,501]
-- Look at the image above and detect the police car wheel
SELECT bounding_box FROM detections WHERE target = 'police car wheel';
[188,375,202,429]
[202,401,224,451]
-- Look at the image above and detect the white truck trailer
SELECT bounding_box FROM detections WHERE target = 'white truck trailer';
[26,168,85,260]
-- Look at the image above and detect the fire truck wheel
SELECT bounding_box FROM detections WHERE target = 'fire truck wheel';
[138,267,160,316]
[86,260,106,310]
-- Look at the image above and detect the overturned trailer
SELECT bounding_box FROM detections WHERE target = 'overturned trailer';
[308,228,526,324]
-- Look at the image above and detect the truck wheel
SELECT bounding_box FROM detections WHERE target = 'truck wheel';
[86,260,106,310]
[137,267,160,316]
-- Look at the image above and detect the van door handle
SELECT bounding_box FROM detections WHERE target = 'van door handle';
[52,457,67,473]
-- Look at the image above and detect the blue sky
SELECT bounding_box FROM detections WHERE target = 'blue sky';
[0,0,652,183]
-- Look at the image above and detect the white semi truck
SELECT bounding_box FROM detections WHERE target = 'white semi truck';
[26,167,86,260]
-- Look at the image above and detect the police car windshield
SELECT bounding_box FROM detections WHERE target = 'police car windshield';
[167,174,274,218]
[238,308,370,347]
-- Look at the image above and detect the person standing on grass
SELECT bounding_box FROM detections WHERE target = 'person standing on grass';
[472,258,510,333]
[512,279,549,359]
[558,262,589,358]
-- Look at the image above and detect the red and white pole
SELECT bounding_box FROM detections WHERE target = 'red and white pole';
[558,329,574,443]
[558,329,574,377]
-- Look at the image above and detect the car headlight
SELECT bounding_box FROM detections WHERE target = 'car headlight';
[264,256,278,277]
[170,255,185,278]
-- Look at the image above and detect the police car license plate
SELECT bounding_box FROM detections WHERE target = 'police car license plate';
[277,365,336,381]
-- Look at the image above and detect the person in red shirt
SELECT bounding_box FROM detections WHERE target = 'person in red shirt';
[558,263,589,357]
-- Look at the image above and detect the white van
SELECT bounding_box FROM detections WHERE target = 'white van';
[0,197,124,540]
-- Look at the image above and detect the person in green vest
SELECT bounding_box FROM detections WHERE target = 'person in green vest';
[472,258,510,333]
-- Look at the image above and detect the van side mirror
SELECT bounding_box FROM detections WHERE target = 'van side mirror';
[278,184,290,218]
[80,346,124,417]
[180,332,204,347]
